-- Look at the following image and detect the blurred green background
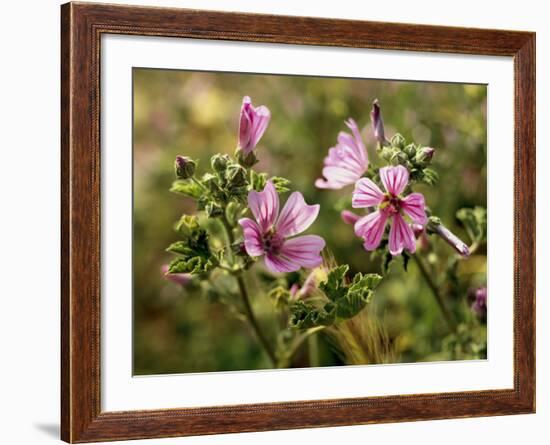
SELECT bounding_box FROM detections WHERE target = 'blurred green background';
[133,68,487,375]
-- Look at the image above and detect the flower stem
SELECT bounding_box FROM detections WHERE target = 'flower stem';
[235,273,277,367]
[218,211,276,367]
[412,253,457,332]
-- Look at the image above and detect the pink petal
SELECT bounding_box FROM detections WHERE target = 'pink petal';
[248,181,279,232]
[238,218,265,257]
[318,165,361,189]
[264,253,300,273]
[352,177,385,208]
[238,96,253,152]
[279,235,325,269]
[161,265,192,286]
[388,213,417,256]
[354,210,388,250]
[276,192,320,238]
[345,118,368,167]
[341,210,361,225]
[249,105,271,149]
[401,192,427,224]
[380,165,409,196]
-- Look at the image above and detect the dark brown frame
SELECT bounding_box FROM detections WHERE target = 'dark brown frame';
[61,1,536,442]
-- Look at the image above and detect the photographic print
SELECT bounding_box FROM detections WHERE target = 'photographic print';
[132,68,488,375]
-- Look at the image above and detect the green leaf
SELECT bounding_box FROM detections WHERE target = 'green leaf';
[319,265,349,302]
[166,221,215,275]
[170,180,203,199]
[289,266,382,329]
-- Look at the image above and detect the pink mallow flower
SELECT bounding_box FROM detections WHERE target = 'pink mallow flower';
[238,181,326,273]
[238,96,271,154]
[315,118,368,190]
[352,165,427,256]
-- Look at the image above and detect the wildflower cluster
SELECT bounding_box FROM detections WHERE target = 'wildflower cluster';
[162,95,487,367]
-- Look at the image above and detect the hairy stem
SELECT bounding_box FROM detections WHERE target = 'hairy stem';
[218,211,276,366]
[236,274,277,366]
[412,253,457,332]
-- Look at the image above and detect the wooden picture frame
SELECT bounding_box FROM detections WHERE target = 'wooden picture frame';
[61,2,535,442]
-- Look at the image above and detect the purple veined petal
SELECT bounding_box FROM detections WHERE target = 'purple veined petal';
[276,192,320,238]
[401,192,428,224]
[321,166,361,186]
[238,96,253,152]
[336,133,366,172]
[354,210,388,250]
[345,118,368,167]
[388,213,417,256]
[238,218,265,257]
[249,105,271,149]
[264,252,301,273]
[380,165,409,196]
[248,181,279,232]
[352,177,385,208]
[315,177,343,190]
[278,235,325,269]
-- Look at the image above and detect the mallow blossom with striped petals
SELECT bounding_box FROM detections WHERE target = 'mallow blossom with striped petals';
[315,118,368,190]
[238,181,326,273]
[238,96,271,154]
[352,165,427,256]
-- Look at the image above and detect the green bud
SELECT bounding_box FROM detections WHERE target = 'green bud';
[205,202,223,218]
[380,146,394,161]
[174,155,196,179]
[404,143,417,159]
[390,151,408,166]
[202,173,220,193]
[236,148,258,168]
[226,164,248,187]
[414,147,435,166]
[390,133,406,149]
[211,154,230,173]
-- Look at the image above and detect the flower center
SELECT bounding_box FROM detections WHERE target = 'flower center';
[381,194,402,215]
[262,229,284,254]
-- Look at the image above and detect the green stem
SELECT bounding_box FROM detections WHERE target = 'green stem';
[218,210,276,367]
[308,334,319,367]
[236,274,277,367]
[412,253,457,332]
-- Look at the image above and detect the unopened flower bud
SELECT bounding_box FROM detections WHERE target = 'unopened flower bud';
[404,144,417,159]
[161,264,192,287]
[469,286,487,320]
[415,147,435,166]
[390,133,406,150]
[341,210,361,226]
[236,148,258,168]
[211,154,230,172]
[174,155,196,179]
[427,217,470,257]
[202,173,220,193]
[390,151,409,166]
[371,99,387,144]
[226,164,248,187]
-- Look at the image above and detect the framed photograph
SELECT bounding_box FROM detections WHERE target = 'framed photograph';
[61,2,535,442]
